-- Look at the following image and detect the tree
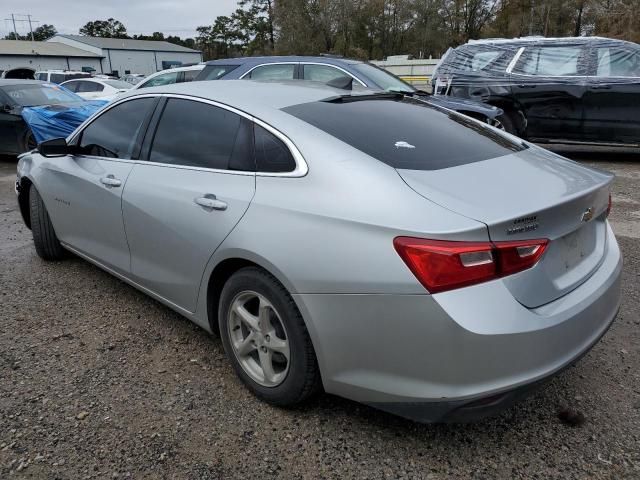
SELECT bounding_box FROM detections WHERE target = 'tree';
[33,24,57,41]
[79,18,128,38]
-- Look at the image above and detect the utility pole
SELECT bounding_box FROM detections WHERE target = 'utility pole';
[27,14,34,41]
[11,13,18,39]
[4,14,39,41]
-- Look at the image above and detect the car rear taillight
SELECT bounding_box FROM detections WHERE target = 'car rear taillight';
[606,193,612,217]
[393,237,548,293]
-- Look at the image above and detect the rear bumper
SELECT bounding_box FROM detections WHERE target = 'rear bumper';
[293,224,621,422]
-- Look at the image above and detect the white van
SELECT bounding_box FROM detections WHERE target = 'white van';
[34,70,91,84]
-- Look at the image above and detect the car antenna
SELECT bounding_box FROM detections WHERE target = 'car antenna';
[326,76,353,90]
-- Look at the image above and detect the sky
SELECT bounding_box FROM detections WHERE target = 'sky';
[2,0,238,39]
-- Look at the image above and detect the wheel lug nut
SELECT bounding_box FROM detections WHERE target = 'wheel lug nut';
[265,335,270,342]
[261,346,267,352]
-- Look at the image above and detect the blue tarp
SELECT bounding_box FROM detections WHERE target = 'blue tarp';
[21,100,108,144]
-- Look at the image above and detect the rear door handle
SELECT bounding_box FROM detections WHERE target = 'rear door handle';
[195,194,227,211]
[590,85,611,90]
[100,175,122,188]
[517,84,537,89]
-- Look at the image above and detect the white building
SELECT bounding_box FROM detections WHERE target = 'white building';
[49,35,202,76]
[0,40,103,77]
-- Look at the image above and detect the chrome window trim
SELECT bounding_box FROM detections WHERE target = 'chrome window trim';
[238,61,367,87]
[67,92,308,177]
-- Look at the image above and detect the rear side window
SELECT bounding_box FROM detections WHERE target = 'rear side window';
[197,65,239,80]
[63,81,80,92]
[254,124,296,172]
[595,47,640,77]
[149,98,242,170]
[245,64,295,80]
[78,82,104,93]
[514,46,585,76]
[283,97,524,171]
[78,97,156,158]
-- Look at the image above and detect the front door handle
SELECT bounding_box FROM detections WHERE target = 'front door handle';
[195,194,227,211]
[590,85,611,90]
[517,84,537,89]
[100,175,122,188]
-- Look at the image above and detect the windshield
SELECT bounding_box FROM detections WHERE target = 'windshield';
[352,63,415,93]
[1,83,84,107]
[103,80,133,89]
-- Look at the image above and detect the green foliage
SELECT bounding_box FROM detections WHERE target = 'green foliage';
[4,24,57,41]
[79,18,128,38]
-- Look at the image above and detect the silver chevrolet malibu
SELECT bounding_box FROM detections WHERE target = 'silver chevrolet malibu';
[15,81,621,422]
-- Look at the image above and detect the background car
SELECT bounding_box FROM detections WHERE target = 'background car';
[34,70,91,84]
[121,74,146,85]
[196,56,505,128]
[61,78,133,101]
[431,36,640,145]
[132,64,204,90]
[0,79,88,155]
[16,80,621,422]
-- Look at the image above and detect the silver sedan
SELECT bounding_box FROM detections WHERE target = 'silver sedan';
[15,80,621,422]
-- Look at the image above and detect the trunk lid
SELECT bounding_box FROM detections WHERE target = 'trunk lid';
[397,148,613,307]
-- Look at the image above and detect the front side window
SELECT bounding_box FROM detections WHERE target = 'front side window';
[254,124,296,172]
[351,63,413,92]
[595,47,640,77]
[139,72,180,89]
[302,64,349,83]
[78,97,156,158]
[149,98,242,169]
[35,73,47,81]
[514,46,584,76]
[245,64,295,80]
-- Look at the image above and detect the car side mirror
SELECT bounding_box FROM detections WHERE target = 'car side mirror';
[38,137,73,157]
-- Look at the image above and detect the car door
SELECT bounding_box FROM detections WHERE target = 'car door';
[582,44,640,144]
[122,97,256,312]
[36,97,158,274]
[509,44,589,141]
[0,89,20,152]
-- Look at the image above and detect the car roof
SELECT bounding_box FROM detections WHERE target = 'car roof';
[121,79,362,116]
[204,56,363,66]
[462,36,634,48]
[0,79,46,87]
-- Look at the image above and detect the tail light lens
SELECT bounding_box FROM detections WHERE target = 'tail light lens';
[394,237,548,293]
[606,193,612,217]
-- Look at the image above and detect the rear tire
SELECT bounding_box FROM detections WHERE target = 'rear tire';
[29,186,65,260]
[218,267,322,407]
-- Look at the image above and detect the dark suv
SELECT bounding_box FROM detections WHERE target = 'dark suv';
[432,37,640,146]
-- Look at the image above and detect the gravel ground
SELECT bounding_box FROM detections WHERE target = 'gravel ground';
[1,149,639,479]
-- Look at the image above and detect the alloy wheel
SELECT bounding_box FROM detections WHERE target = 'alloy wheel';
[227,291,290,387]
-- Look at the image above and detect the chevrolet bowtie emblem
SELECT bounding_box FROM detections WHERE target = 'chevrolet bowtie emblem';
[581,207,594,222]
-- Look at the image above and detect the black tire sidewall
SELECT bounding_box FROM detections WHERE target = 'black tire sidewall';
[497,109,519,135]
[218,267,318,406]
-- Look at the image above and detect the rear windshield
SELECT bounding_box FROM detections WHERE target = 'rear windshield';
[282,97,525,170]
[197,64,240,80]
[1,83,84,107]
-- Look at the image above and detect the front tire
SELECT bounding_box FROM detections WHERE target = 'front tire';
[29,186,65,260]
[218,267,321,406]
